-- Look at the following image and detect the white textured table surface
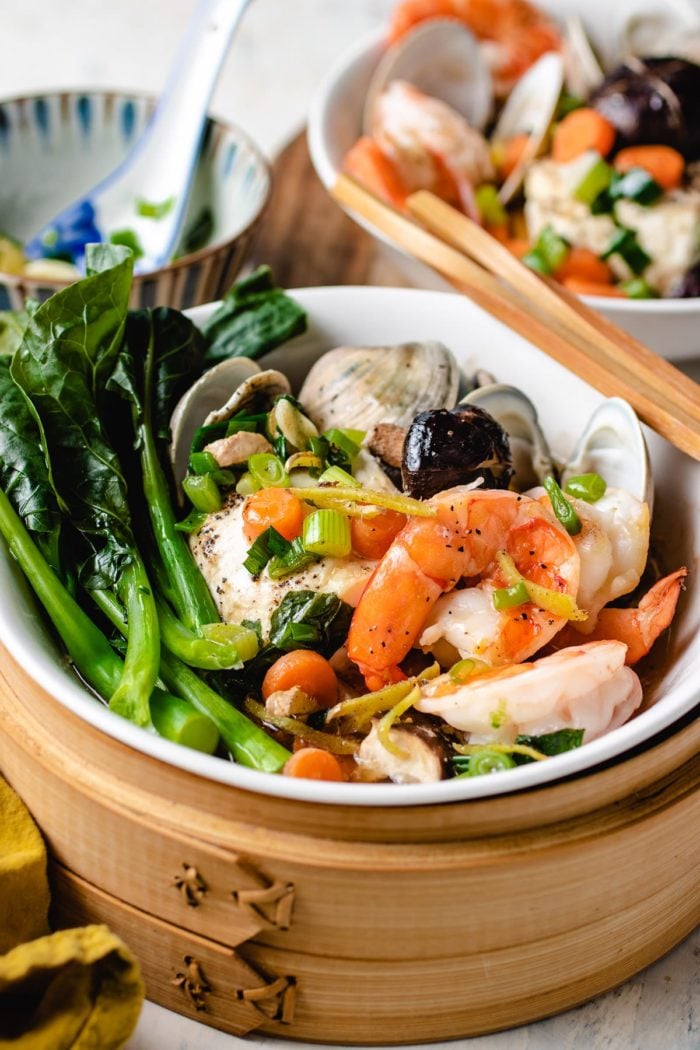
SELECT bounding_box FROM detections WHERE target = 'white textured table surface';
[1,1,696,1046]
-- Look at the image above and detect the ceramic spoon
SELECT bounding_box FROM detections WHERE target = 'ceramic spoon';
[25,0,253,275]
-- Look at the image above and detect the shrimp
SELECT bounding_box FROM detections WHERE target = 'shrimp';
[553,568,687,666]
[387,0,562,96]
[415,640,643,742]
[533,486,651,631]
[347,487,580,688]
[365,81,495,216]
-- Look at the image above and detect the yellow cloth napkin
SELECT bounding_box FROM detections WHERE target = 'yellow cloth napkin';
[0,776,145,1049]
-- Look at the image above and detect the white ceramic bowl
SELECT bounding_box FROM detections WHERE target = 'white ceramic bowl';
[0,90,271,311]
[307,0,700,361]
[0,285,697,806]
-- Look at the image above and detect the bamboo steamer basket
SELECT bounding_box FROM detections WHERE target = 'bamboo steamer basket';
[0,645,698,1044]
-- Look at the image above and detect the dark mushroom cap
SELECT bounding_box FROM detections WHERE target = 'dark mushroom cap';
[669,261,700,298]
[402,405,513,500]
[590,57,700,160]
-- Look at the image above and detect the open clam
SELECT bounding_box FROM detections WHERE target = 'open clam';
[492,51,565,205]
[169,362,290,483]
[297,341,460,432]
[561,398,653,511]
[562,14,604,98]
[616,2,700,63]
[363,19,493,135]
[461,383,554,490]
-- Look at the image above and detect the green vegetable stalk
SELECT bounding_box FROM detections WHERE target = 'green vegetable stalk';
[0,486,217,752]
[91,588,289,772]
[8,246,160,724]
[109,308,219,631]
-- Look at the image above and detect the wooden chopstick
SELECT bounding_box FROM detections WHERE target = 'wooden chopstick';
[331,174,700,461]
[406,190,700,425]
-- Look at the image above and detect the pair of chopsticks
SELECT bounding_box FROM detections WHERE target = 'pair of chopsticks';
[331,175,700,462]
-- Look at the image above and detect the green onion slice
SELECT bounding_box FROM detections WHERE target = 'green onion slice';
[268,538,320,580]
[174,509,208,534]
[248,452,289,489]
[323,428,364,460]
[243,526,290,577]
[182,473,222,514]
[564,473,607,503]
[455,747,517,777]
[449,657,490,682]
[543,475,582,535]
[377,685,420,759]
[200,622,259,663]
[495,550,587,622]
[189,450,219,475]
[493,580,531,611]
[236,471,261,496]
[318,465,360,487]
[303,509,351,558]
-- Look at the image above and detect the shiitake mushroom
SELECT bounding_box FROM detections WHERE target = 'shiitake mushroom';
[590,57,700,160]
[401,405,513,500]
[669,261,700,298]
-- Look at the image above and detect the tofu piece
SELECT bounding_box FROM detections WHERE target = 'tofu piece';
[615,195,700,294]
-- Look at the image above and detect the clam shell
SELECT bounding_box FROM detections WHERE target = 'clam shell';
[493,52,565,204]
[298,342,459,432]
[203,368,291,425]
[562,14,604,98]
[363,19,493,134]
[561,398,653,511]
[616,2,700,62]
[462,383,554,490]
[169,357,262,483]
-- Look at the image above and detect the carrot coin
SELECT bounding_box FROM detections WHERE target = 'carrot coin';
[283,747,346,781]
[262,650,339,708]
[242,488,303,543]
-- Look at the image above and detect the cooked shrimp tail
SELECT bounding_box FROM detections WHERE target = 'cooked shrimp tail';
[554,568,687,666]
[348,487,580,687]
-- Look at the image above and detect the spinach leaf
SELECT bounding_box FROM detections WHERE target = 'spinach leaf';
[0,358,62,570]
[10,245,134,586]
[109,307,206,446]
[0,308,31,356]
[514,728,585,764]
[202,265,306,363]
[226,590,352,691]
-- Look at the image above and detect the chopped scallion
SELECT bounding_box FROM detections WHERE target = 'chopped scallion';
[318,465,360,487]
[533,225,570,273]
[455,747,517,777]
[564,473,607,503]
[189,450,219,475]
[323,428,363,461]
[182,473,221,513]
[619,276,659,299]
[609,167,662,206]
[243,526,290,577]
[495,550,587,622]
[449,657,489,682]
[235,471,260,496]
[247,452,289,488]
[200,622,260,663]
[174,509,208,533]
[475,183,508,226]
[493,580,531,610]
[573,156,613,206]
[543,475,582,534]
[268,538,320,580]
[601,227,651,276]
[303,509,351,557]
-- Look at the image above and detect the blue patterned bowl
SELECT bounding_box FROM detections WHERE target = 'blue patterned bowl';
[0,90,271,310]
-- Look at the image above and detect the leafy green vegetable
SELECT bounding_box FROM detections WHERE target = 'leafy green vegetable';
[202,265,307,363]
[0,358,62,570]
[0,308,32,356]
[513,728,585,763]
[108,307,219,630]
[9,245,159,725]
[0,487,217,749]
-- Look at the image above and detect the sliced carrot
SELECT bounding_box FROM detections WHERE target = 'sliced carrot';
[613,145,684,191]
[551,108,616,163]
[343,136,407,210]
[283,747,346,781]
[560,276,625,298]
[350,509,406,560]
[498,132,530,180]
[555,247,613,285]
[242,488,304,543]
[262,650,339,708]
[485,223,510,244]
